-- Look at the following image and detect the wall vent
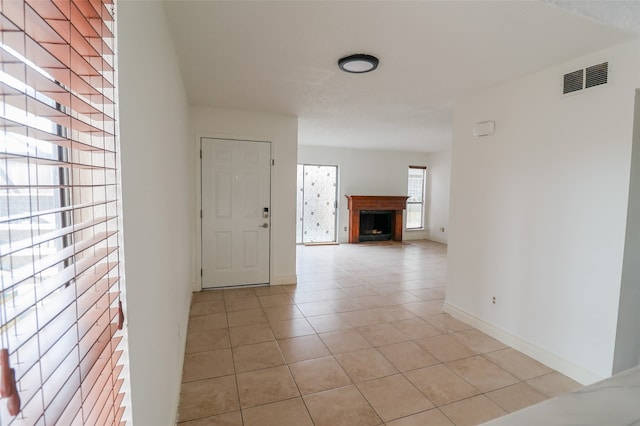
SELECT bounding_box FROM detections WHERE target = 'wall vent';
[585,62,608,88]
[563,69,584,94]
[563,62,608,95]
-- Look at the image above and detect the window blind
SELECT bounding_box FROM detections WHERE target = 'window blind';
[0,0,126,424]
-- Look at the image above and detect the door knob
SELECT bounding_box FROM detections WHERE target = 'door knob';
[260,223,269,228]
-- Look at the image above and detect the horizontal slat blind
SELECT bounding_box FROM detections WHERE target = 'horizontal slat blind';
[0,0,125,424]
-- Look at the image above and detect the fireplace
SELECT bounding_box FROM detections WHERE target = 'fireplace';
[345,195,409,243]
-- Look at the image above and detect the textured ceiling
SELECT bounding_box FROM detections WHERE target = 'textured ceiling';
[163,1,637,152]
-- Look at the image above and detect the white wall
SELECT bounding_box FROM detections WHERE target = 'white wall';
[298,145,430,243]
[614,89,640,373]
[118,2,193,424]
[446,39,640,383]
[426,151,451,244]
[191,107,298,285]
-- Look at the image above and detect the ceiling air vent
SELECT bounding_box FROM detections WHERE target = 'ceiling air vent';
[585,62,608,89]
[563,69,584,94]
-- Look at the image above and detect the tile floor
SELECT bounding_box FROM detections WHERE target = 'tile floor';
[177,240,581,425]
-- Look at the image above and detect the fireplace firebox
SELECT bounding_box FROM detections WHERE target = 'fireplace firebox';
[345,195,409,243]
[359,211,393,242]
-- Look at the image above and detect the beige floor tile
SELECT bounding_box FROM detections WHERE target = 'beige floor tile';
[319,329,372,354]
[278,334,331,363]
[385,408,454,426]
[224,288,256,299]
[484,348,554,380]
[375,306,416,322]
[178,375,239,422]
[182,349,234,382]
[242,397,313,426]
[342,286,381,297]
[451,329,508,353]
[526,371,582,397]
[414,334,477,362]
[225,297,261,312]
[186,329,230,354]
[297,301,337,316]
[288,290,326,303]
[317,288,351,300]
[307,313,352,333]
[188,313,228,332]
[236,365,300,408]
[258,294,293,308]
[446,356,519,393]
[409,287,446,301]
[377,341,439,372]
[191,301,226,316]
[486,382,549,412]
[424,313,473,333]
[264,305,304,322]
[253,285,287,296]
[439,395,507,426]
[404,364,480,406]
[341,309,385,327]
[357,374,434,422]
[392,317,442,340]
[402,301,443,317]
[191,290,225,304]
[357,323,410,347]
[177,410,242,425]
[229,323,275,347]
[270,317,316,339]
[335,348,398,382]
[232,341,285,373]
[303,385,382,426]
[289,355,352,394]
[226,308,268,328]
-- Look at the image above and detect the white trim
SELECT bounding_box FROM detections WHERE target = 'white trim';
[443,301,604,385]
[426,234,448,245]
[272,275,297,286]
[173,290,193,424]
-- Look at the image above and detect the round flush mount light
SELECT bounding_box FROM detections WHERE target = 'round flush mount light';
[338,54,379,73]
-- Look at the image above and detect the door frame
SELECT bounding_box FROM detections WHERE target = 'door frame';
[195,133,273,291]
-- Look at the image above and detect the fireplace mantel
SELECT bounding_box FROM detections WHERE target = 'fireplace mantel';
[345,195,409,243]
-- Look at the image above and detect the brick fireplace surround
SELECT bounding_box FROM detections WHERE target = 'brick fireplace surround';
[345,195,409,243]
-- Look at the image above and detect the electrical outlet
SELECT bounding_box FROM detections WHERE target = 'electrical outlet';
[344,226,347,232]
[440,227,446,233]
[492,296,496,305]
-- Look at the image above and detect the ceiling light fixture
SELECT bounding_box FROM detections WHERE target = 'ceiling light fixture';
[338,54,379,74]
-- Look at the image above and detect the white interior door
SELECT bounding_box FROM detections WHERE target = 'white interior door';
[201,138,271,288]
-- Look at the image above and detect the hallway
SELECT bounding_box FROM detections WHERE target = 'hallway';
[177,240,581,425]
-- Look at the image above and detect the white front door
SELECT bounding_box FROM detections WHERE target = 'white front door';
[201,138,271,288]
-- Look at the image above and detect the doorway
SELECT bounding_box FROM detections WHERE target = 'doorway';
[296,164,338,244]
[201,138,271,288]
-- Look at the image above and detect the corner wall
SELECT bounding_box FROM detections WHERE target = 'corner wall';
[191,107,298,286]
[118,2,194,424]
[426,151,451,244]
[297,145,431,243]
[446,39,640,382]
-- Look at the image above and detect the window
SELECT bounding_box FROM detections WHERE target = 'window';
[0,1,126,424]
[406,166,426,229]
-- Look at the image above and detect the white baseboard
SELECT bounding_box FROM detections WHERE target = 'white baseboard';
[272,275,297,286]
[443,301,604,385]
[426,234,448,244]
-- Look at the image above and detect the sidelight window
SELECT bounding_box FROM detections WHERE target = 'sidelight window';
[406,166,426,229]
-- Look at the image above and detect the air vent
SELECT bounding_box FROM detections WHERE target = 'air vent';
[563,62,609,95]
[563,69,584,94]
[585,62,608,88]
